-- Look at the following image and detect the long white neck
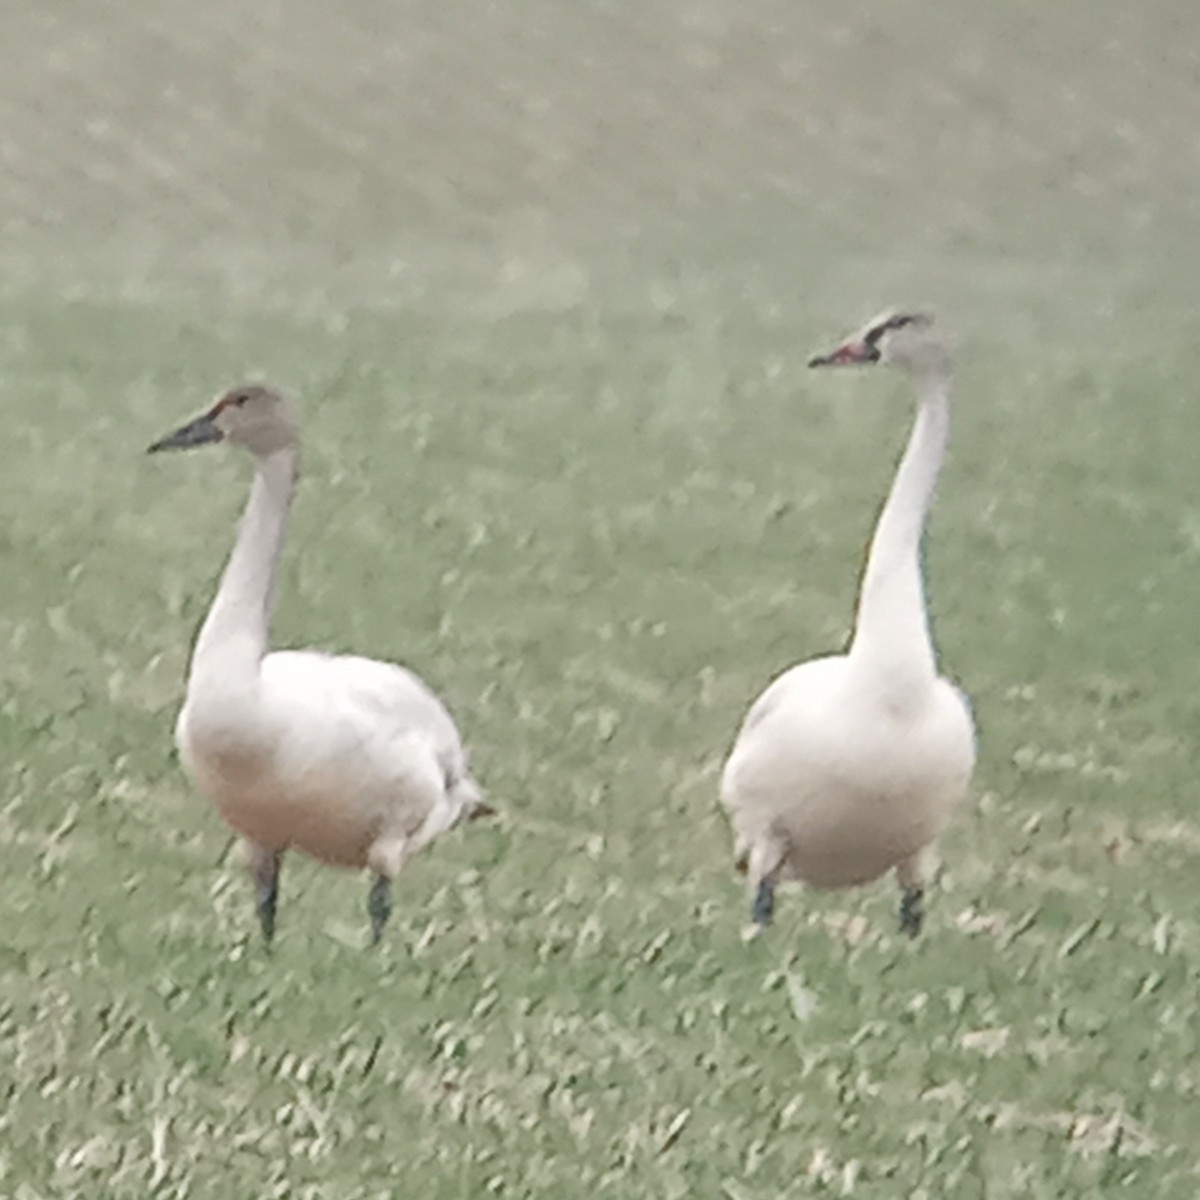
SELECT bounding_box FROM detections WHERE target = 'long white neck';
[848,370,952,701]
[189,447,298,688]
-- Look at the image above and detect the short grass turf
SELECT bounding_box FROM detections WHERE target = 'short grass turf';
[1,1,1198,1196]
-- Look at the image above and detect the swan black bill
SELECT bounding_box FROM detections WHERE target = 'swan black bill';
[808,341,880,368]
[147,412,224,453]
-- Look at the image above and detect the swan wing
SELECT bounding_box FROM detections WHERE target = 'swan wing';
[261,650,471,777]
[735,655,846,739]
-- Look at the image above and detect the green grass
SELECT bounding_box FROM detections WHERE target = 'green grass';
[2,2,1199,1196]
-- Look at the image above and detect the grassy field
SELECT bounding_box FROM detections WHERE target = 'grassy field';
[1,2,1199,1196]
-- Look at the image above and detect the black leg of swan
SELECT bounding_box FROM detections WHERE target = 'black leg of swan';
[368,875,393,946]
[899,885,925,938]
[751,878,776,929]
[252,849,282,944]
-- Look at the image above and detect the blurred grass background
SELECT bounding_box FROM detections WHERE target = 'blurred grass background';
[1,2,1198,1196]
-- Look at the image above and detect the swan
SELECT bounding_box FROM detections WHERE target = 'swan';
[148,385,491,945]
[720,311,975,938]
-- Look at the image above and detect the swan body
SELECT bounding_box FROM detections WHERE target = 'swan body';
[177,652,481,870]
[721,312,975,936]
[724,658,973,891]
[150,385,488,944]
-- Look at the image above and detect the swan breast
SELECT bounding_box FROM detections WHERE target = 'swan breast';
[722,659,975,889]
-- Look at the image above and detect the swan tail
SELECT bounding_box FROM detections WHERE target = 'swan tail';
[450,770,495,821]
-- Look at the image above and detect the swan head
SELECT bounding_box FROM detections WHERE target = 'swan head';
[808,311,950,377]
[148,385,299,457]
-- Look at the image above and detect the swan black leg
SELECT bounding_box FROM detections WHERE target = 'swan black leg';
[899,885,925,938]
[751,877,777,929]
[252,849,282,944]
[368,874,393,946]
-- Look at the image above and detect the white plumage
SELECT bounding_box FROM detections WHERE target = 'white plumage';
[721,312,976,937]
[150,384,489,944]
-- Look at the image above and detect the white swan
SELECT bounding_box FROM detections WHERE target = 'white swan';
[149,385,491,945]
[720,312,975,937]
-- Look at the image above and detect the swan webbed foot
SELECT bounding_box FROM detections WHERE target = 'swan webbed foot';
[252,849,282,945]
[899,885,925,938]
[368,875,393,946]
[751,878,776,929]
